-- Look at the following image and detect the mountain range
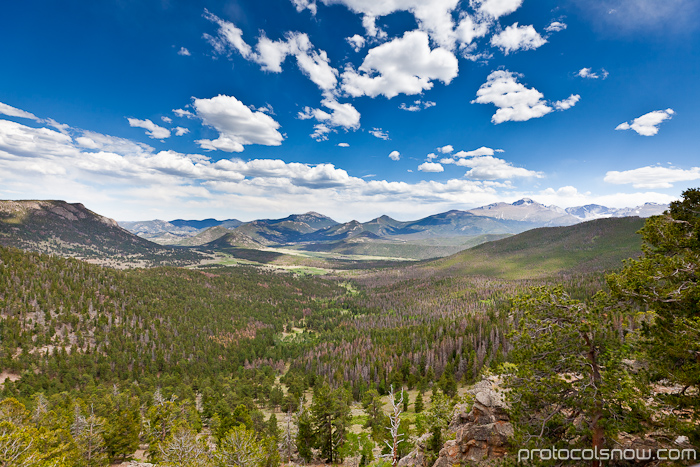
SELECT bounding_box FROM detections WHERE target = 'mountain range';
[0,198,668,265]
[116,199,668,258]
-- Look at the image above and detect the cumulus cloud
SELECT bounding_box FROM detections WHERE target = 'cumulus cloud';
[299,99,361,130]
[177,47,191,56]
[545,21,567,32]
[472,0,524,19]
[192,94,284,152]
[369,128,390,140]
[454,146,497,157]
[438,145,454,154]
[341,30,459,99]
[346,34,366,52]
[294,0,463,49]
[490,23,547,55]
[604,165,700,188]
[389,150,401,161]
[554,94,580,110]
[577,67,608,79]
[473,70,578,124]
[399,100,436,111]
[298,99,361,140]
[0,102,39,121]
[455,13,491,46]
[291,0,317,14]
[204,12,338,94]
[418,162,444,172]
[337,142,350,147]
[457,155,543,179]
[174,127,190,136]
[161,116,173,124]
[615,109,674,136]
[127,118,172,139]
[173,108,195,118]
[310,124,333,142]
[472,70,553,124]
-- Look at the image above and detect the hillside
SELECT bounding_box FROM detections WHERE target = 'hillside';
[0,200,203,266]
[430,216,646,279]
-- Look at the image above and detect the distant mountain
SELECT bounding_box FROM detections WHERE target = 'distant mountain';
[0,200,202,266]
[468,198,579,226]
[264,212,338,230]
[177,225,231,246]
[564,204,617,220]
[565,202,667,220]
[203,230,264,249]
[170,218,242,230]
[429,216,646,279]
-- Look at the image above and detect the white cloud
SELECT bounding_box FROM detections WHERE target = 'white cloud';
[286,33,339,92]
[490,23,547,55]
[0,113,574,222]
[291,0,317,14]
[457,155,543,179]
[438,145,454,154]
[250,33,339,93]
[0,102,39,121]
[203,9,253,58]
[298,98,361,140]
[253,35,292,72]
[399,100,436,111]
[346,34,366,52]
[418,162,444,172]
[389,150,401,161]
[454,146,496,157]
[127,118,172,139]
[341,30,459,99]
[338,142,350,147]
[604,165,700,188]
[472,0,524,19]
[302,0,462,49]
[615,109,674,136]
[472,70,554,124]
[455,13,491,46]
[174,127,190,136]
[177,47,191,56]
[545,21,567,32]
[426,153,438,160]
[369,128,390,140]
[204,12,338,94]
[577,67,603,79]
[554,94,580,110]
[161,116,173,124]
[173,108,195,119]
[193,94,284,152]
[310,124,333,142]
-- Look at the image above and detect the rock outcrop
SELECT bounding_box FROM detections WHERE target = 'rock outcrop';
[399,377,514,467]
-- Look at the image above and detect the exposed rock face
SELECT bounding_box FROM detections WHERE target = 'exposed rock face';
[398,434,430,467]
[432,377,514,467]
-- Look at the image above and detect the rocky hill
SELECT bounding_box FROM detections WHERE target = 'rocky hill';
[0,200,203,267]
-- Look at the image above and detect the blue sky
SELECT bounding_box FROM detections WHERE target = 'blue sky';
[1,0,699,222]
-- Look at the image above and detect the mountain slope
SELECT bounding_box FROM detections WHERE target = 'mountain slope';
[0,200,202,266]
[430,216,645,279]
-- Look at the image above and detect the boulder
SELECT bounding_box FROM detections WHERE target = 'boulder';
[432,377,514,467]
